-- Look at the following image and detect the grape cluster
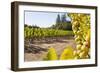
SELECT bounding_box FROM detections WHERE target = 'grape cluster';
[69,13,90,59]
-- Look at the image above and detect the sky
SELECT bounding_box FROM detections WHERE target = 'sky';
[25,11,71,28]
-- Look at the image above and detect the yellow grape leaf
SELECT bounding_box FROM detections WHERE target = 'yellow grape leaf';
[46,47,58,60]
[60,46,74,60]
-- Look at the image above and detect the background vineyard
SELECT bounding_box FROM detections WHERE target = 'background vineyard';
[24,27,74,39]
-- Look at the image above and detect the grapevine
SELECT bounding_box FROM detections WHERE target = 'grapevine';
[24,27,74,39]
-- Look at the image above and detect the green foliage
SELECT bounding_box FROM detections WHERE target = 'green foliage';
[24,27,74,39]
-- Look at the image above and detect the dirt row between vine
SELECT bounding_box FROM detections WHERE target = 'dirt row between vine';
[24,36,76,61]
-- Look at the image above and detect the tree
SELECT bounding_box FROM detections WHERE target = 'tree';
[56,14,61,24]
[61,13,72,30]
[61,13,66,22]
[51,13,72,30]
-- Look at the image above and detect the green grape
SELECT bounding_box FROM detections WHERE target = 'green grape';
[68,13,91,59]
[77,50,82,55]
[79,51,88,59]
[83,41,88,47]
[77,41,82,44]
[75,36,81,42]
[76,44,82,50]
[74,55,80,59]
[77,30,81,35]
[81,45,89,52]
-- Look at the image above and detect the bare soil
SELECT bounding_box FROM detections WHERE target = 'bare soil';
[24,36,76,61]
